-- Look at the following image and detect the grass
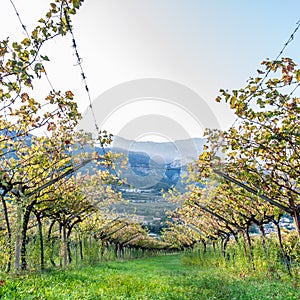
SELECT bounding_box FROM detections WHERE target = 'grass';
[0,254,299,299]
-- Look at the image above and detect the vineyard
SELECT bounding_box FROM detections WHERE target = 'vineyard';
[0,1,300,298]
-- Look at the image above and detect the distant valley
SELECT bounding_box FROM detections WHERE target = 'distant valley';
[107,137,205,227]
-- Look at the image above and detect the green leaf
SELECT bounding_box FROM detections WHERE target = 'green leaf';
[73,0,81,9]
[40,55,50,61]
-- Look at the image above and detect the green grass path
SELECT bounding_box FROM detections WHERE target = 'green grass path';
[0,254,299,299]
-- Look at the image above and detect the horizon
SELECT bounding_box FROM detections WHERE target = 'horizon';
[111,135,204,144]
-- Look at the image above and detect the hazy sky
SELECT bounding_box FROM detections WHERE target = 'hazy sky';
[1,0,300,141]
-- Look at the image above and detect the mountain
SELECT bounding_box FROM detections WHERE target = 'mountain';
[67,135,204,192]
[111,136,205,165]
[109,136,205,192]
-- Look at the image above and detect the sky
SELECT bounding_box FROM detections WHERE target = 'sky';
[1,0,300,142]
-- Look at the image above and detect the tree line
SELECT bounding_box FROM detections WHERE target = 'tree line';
[162,57,300,275]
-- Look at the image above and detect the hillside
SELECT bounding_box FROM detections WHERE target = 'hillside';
[111,136,205,192]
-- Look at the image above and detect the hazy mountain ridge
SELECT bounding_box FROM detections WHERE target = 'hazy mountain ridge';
[111,136,205,165]
[1,131,201,192]
[110,136,205,192]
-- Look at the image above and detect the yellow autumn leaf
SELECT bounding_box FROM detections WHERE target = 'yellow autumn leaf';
[21,38,31,47]
[295,69,300,82]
